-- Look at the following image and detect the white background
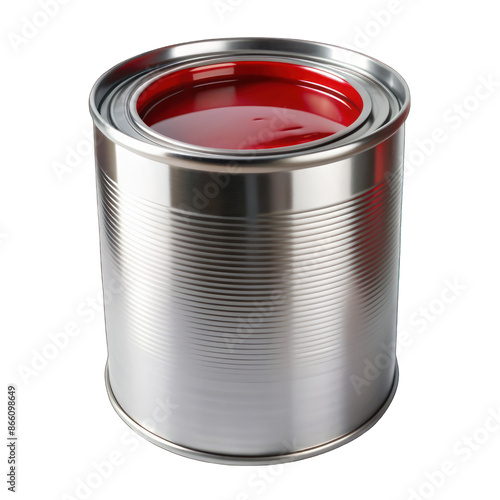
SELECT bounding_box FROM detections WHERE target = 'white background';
[2,0,499,499]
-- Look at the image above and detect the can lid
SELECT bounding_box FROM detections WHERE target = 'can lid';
[135,61,365,150]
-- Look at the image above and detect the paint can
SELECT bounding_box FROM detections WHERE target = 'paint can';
[89,38,410,464]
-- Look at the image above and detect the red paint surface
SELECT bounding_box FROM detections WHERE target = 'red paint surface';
[137,61,363,150]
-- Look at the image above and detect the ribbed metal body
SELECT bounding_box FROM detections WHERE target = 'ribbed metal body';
[90,38,410,464]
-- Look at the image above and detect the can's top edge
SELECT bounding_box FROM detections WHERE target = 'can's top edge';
[89,37,410,172]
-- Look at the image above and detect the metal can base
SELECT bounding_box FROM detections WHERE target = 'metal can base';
[104,362,399,465]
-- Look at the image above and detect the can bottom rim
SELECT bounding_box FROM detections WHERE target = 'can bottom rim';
[104,362,399,465]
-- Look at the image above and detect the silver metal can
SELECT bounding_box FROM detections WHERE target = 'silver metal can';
[89,38,410,464]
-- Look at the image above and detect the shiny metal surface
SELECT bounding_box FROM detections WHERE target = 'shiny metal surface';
[90,38,410,464]
[105,363,399,464]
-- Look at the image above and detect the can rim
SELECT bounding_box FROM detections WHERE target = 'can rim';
[128,57,373,155]
[89,38,410,172]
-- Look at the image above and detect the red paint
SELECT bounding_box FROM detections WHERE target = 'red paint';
[137,61,363,150]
